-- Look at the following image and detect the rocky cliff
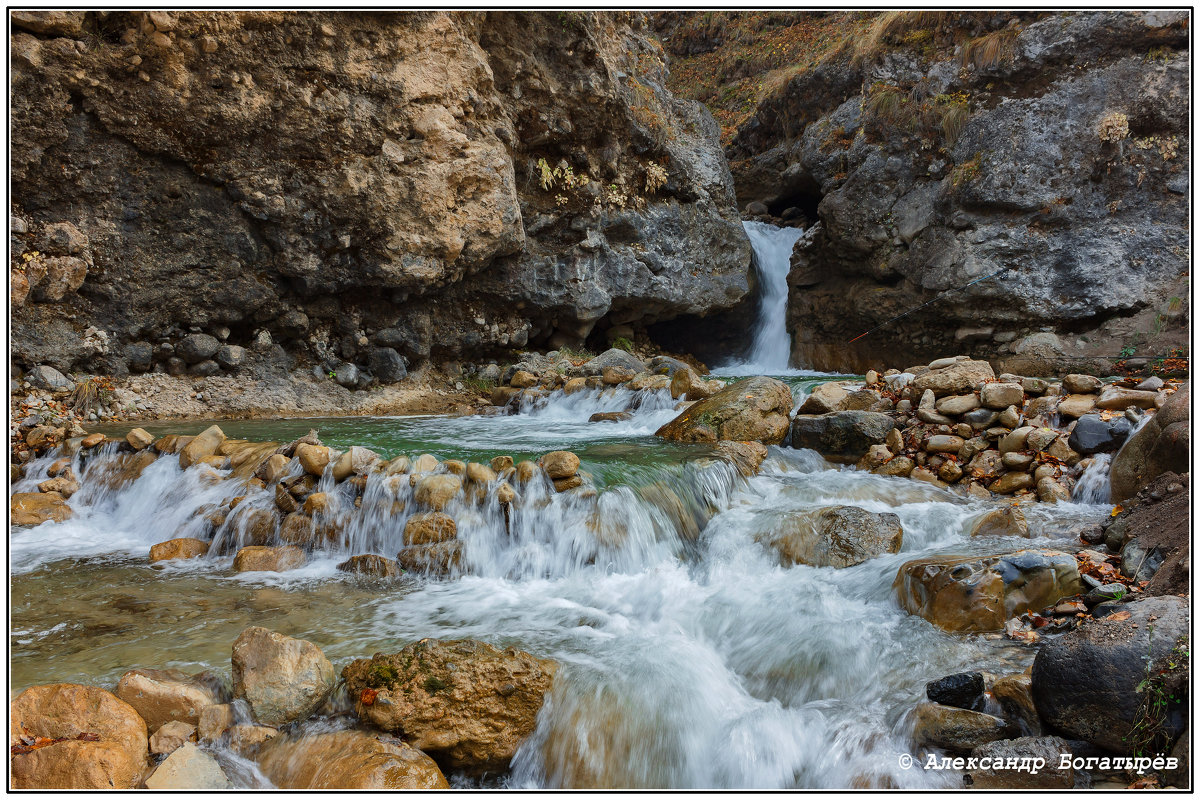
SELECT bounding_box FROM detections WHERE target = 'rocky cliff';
[655,10,1190,374]
[11,10,750,379]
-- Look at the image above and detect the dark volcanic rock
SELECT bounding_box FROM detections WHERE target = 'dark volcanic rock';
[926,672,985,711]
[1068,414,1133,455]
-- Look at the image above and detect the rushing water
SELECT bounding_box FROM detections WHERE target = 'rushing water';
[9,382,1113,789]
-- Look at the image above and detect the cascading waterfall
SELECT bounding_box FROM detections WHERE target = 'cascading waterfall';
[718,221,807,375]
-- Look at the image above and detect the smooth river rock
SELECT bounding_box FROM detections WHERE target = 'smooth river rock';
[232,626,336,727]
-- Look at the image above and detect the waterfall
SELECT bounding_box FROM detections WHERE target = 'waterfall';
[738,221,807,371]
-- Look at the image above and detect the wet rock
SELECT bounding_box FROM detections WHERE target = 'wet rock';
[790,411,895,464]
[11,491,72,526]
[991,673,1040,735]
[197,703,234,742]
[144,741,231,790]
[714,441,769,476]
[911,702,1012,752]
[759,506,903,568]
[226,724,278,758]
[925,672,984,711]
[296,443,331,476]
[874,455,914,477]
[149,720,196,755]
[232,545,305,573]
[413,474,462,511]
[331,445,381,481]
[412,454,440,473]
[911,360,995,397]
[1032,595,1188,753]
[969,507,1029,538]
[278,514,315,546]
[115,668,222,731]
[404,512,457,545]
[1095,386,1158,410]
[1037,477,1071,503]
[540,450,580,480]
[232,626,336,727]
[256,729,448,789]
[601,366,636,386]
[177,333,220,364]
[337,554,401,578]
[965,737,1074,789]
[81,432,106,448]
[856,443,893,471]
[25,424,64,451]
[657,376,793,445]
[125,427,154,450]
[36,476,79,498]
[342,639,557,771]
[179,425,226,469]
[798,381,848,414]
[1110,384,1189,502]
[10,683,148,789]
[590,411,632,423]
[553,475,584,492]
[895,550,1082,632]
[396,541,463,575]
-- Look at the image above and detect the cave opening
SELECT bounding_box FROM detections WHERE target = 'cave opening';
[765,188,822,226]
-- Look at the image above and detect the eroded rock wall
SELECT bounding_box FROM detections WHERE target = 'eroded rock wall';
[11,10,750,377]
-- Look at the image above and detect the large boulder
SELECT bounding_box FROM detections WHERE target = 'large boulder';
[894,550,1082,632]
[115,669,223,731]
[655,376,793,444]
[231,627,336,727]
[176,333,220,364]
[341,639,556,771]
[797,381,848,414]
[11,491,72,526]
[1110,384,1189,502]
[757,506,902,568]
[10,683,149,789]
[256,730,448,789]
[1068,414,1133,455]
[789,411,895,463]
[1031,595,1188,753]
[179,425,226,469]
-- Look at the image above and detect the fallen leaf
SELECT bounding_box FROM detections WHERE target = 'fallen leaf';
[1106,611,1132,622]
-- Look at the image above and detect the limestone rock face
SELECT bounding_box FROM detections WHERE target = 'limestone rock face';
[894,550,1082,632]
[256,730,448,789]
[656,376,793,444]
[10,683,149,790]
[341,638,556,771]
[231,627,336,727]
[11,11,749,374]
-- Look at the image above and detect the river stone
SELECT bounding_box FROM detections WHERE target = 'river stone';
[790,411,896,464]
[911,359,995,397]
[1068,414,1132,455]
[342,639,557,771]
[397,541,463,575]
[176,333,220,364]
[1037,477,1071,503]
[656,376,792,445]
[969,507,1029,538]
[798,381,848,414]
[233,545,305,573]
[337,554,401,578]
[144,741,231,790]
[149,720,196,755]
[894,549,1082,632]
[759,506,903,568]
[149,537,210,562]
[125,427,154,450]
[115,668,222,731]
[412,453,440,473]
[925,672,984,710]
[278,513,315,546]
[1110,384,1189,503]
[1032,595,1188,753]
[980,382,1024,409]
[510,369,538,388]
[331,445,380,481]
[232,626,335,727]
[1062,374,1102,394]
[935,394,980,416]
[295,444,330,476]
[965,737,1074,789]
[714,441,769,477]
[924,434,964,454]
[179,425,226,469]
[581,348,644,376]
[11,491,73,526]
[413,474,462,511]
[540,450,580,479]
[962,408,1000,430]
[404,512,457,545]
[1095,386,1158,410]
[10,683,149,790]
[256,730,448,789]
[1056,394,1097,419]
[874,455,914,477]
[334,362,360,388]
[989,472,1035,495]
[991,673,1040,735]
[911,702,1012,753]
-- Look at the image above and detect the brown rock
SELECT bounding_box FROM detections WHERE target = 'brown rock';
[911,359,995,397]
[553,475,583,492]
[256,730,448,789]
[232,627,335,727]
[969,507,1029,538]
[232,545,305,573]
[912,702,1012,752]
[149,538,210,562]
[540,450,580,479]
[178,425,226,469]
[197,704,234,742]
[1056,393,1097,418]
[989,472,1035,495]
[227,724,278,758]
[404,512,457,545]
[563,377,588,395]
[601,366,635,385]
[759,506,902,568]
[413,474,462,511]
[797,381,848,414]
[36,476,79,498]
[396,541,463,575]
[1062,374,1102,394]
[115,668,222,731]
[11,491,72,526]
[980,382,1025,410]
[303,492,330,515]
[278,514,315,546]
[342,639,557,771]
[124,428,154,450]
[714,441,769,476]
[894,549,1082,632]
[657,376,793,445]
[10,683,148,789]
[510,370,538,388]
[336,554,401,578]
[295,443,331,476]
[260,454,291,484]
[874,455,914,477]
[924,434,964,454]
[991,673,1041,735]
[514,460,540,483]
[935,394,980,416]
[1095,386,1158,410]
[149,721,196,755]
[490,455,514,473]
[81,432,106,448]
